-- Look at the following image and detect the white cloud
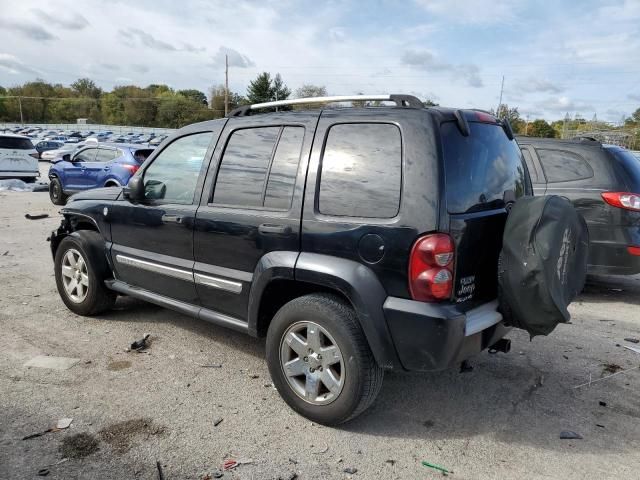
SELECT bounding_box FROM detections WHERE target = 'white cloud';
[401,50,483,87]
[211,46,255,68]
[413,0,521,24]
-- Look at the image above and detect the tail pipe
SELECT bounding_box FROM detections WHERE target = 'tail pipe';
[489,338,511,354]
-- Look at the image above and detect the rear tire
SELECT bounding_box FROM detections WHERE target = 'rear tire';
[266,293,384,425]
[54,231,116,316]
[49,178,67,205]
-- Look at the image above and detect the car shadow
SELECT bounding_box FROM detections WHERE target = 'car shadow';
[96,296,266,360]
[95,292,639,453]
[580,274,640,306]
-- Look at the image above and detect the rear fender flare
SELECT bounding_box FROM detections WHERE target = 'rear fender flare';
[293,253,401,370]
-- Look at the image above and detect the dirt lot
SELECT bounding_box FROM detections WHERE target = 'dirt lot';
[1,168,640,479]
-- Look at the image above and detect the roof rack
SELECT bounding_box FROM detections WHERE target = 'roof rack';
[227,94,423,117]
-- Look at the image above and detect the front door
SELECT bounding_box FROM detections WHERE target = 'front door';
[65,147,98,190]
[109,129,218,304]
[193,113,318,319]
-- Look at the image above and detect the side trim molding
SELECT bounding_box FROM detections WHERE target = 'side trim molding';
[194,272,242,294]
[115,254,193,282]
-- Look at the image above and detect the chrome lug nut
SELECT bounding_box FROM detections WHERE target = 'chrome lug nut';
[303,356,309,362]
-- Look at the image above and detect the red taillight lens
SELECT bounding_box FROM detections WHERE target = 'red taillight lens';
[628,246,640,256]
[123,164,139,174]
[474,111,497,123]
[409,234,455,302]
[601,192,640,212]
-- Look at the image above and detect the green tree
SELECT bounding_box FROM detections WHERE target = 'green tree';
[71,78,102,99]
[494,104,525,134]
[423,99,439,107]
[528,119,557,138]
[178,89,208,105]
[246,72,291,104]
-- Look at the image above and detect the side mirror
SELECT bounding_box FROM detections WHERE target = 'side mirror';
[62,153,71,162]
[124,175,144,203]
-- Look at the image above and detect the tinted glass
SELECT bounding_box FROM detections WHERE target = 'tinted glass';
[133,149,154,163]
[607,147,640,192]
[74,148,97,162]
[213,127,280,207]
[0,137,34,149]
[95,149,117,162]
[520,148,538,182]
[143,132,213,204]
[264,127,304,210]
[537,149,593,183]
[442,122,527,214]
[319,123,401,218]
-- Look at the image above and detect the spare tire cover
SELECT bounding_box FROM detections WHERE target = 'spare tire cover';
[498,195,588,337]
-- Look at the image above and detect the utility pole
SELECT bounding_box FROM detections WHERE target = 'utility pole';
[224,54,229,116]
[18,96,24,125]
[496,75,504,117]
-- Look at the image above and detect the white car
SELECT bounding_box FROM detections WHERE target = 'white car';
[0,134,39,182]
[40,142,89,162]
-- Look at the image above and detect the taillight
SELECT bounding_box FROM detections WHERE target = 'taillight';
[601,192,640,212]
[628,246,640,256]
[123,164,139,174]
[409,233,455,302]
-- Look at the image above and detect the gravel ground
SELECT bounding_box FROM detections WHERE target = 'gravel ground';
[1,166,639,479]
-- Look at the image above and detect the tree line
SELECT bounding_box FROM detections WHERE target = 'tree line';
[1,75,639,141]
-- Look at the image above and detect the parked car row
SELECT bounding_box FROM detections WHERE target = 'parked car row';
[1,125,169,153]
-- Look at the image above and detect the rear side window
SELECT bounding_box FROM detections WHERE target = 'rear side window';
[537,149,593,183]
[318,123,402,218]
[442,122,527,214]
[213,126,304,209]
[0,136,34,149]
[607,148,640,192]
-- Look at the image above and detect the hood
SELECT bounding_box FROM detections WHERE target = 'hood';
[68,187,122,202]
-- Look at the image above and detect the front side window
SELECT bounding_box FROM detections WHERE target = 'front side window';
[537,149,593,183]
[318,123,402,218]
[74,148,98,162]
[143,132,213,204]
[95,149,117,162]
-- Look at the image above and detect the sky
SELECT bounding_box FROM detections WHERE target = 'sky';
[0,0,639,123]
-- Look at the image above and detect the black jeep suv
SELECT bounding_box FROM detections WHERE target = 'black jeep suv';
[50,95,541,424]
[517,136,640,275]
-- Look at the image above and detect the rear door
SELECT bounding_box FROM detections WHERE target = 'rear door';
[193,113,317,320]
[441,119,529,305]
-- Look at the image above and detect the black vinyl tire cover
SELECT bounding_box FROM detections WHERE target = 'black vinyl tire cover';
[498,195,589,337]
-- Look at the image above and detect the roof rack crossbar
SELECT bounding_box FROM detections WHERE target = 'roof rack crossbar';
[227,94,423,117]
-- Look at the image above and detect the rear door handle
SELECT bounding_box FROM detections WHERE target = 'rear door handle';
[162,214,183,224]
[258,223,291,235]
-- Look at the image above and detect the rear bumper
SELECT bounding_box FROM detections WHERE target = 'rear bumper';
[588,226,640,275]
[384,298,509,372]
[0,171,39,178]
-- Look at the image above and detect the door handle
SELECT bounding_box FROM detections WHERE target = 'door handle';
[258,223,291,235]
[162,214,183,224]
[104,166,110,171]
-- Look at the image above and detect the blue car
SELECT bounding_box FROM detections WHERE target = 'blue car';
[48,143,154,205]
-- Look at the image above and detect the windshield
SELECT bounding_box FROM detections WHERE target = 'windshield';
[0,136,35,150]
[441,121,528,214]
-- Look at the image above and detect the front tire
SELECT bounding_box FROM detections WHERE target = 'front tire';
[49,178,67,205]
[266,293,384,425]
[54,232,116,316]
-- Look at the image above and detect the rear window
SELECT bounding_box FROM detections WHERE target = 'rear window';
[133,149,154,163]
[0,136,34,150]
[442,122,527,214]
[607,147,640,192]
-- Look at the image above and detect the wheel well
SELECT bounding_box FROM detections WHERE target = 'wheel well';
[104,180,120,187]
[255,279,352,337]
